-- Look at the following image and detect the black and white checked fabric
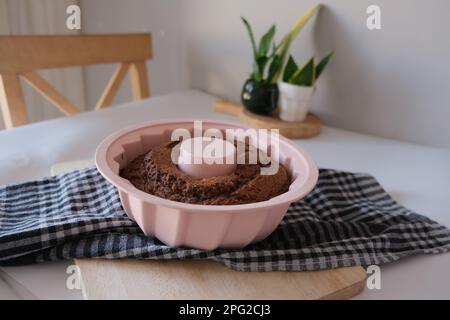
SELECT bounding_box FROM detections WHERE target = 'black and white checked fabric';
[1,167,449,271]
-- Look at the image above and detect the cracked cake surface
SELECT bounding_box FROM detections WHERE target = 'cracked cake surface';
[120,141,290,205]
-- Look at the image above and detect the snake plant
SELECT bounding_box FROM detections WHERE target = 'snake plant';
[241,18,276,83]
[242,4,322,84]
[282,51,334,86]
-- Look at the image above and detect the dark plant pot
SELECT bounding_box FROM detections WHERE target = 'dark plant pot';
[241,79,278,115]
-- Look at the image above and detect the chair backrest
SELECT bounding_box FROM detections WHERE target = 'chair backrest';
[0,33,152,129]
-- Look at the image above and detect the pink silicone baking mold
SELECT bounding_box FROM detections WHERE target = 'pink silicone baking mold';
[95,119,318,250]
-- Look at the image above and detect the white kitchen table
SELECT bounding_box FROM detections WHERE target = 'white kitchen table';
[0,90,449,300]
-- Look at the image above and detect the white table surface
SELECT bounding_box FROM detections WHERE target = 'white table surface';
[1,90,449,300]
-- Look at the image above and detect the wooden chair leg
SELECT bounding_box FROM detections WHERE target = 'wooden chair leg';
[20,71,80,116]
[0,74,28,129]
[129,61,150,100]
[95,62,130,110]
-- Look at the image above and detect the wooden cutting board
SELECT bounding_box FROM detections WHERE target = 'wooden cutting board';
[213,100,321,139]
[51,161,366,300]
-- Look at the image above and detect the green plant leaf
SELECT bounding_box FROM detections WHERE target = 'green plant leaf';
[267,54,281,83]
[283,55,298,82]
[315,50,334,81]
[289,4,322,38]
[272,4,322,82]
[241,17,258,60]
[290,57,315,86]
[251,63,262,82]
[258,25,276,57]
[256,56,269,80]
[251,65,261,82]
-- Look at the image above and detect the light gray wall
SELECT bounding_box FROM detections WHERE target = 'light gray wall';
[179,0,450,148]
[80,0,185,106]
[81,0,450,149]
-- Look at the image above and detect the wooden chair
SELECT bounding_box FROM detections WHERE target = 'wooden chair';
[0,33,152,129]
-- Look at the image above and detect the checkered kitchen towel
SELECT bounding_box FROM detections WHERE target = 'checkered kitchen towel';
[1,167,449,271]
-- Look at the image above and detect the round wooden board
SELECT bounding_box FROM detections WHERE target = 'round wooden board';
[213,100,322,139]
[239,109,321,139]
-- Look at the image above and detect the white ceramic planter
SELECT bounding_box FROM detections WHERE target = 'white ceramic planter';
[278,81,315,122]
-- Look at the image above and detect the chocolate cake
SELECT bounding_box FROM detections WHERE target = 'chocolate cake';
[120,141,290,205]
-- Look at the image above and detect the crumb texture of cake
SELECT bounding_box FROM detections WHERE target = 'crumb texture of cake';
[120,141,290,205]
